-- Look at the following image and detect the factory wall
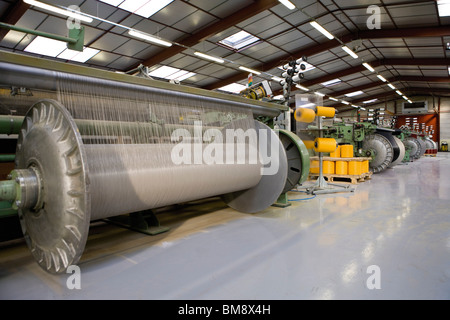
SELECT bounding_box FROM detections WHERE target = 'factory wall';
[337,96,450,149]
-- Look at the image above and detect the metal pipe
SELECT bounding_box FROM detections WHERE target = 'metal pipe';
[0,22,77,44]
[0,180,16,202]
[0,154,15,162]
[0,115,23,135]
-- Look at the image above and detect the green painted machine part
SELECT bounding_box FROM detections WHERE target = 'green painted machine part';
[0,22,84,52]
[0,154,15,162]
[273,130,310,207]
[0,115,23,135]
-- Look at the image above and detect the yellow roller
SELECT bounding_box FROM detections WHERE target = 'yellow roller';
[340,144,354,158]
[310,160,319,174]
[314,137,337,153]
[303,140,315,149]
[348,161,361,175]
[294,107,315,123]
[335,161,348,175]
[315,106,335,118]
[323,161,335,174]
[330,145,341,158]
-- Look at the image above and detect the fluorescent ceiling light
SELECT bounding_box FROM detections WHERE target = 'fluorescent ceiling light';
[57,47,100,63]
[314,91,325,97]
[396,90,403,95]
[218,83,247,94]
[194,52,224,63]
[402,96,408,100]
[345,90,364,97]
[342,46,358,59]
[351,105,359,108]
[407,100,413,103]
[437,0,450,17]
[310,21,334,40]
[148,66,196,81]
[239,66,261,75]
[360,107,366,111]
[362,63,375,72]
[363,99,378,104]
[278,0,296,10]
[219,30,260,50]
[341,101,350,105]
[387,83,396,89]
[295,84,309,91]
[329,97,338,101]
[128,29,172,47]
[24,36,68,57]
[377,75,387,82]
[448,66,450,75]
[24,0,93,23]
[321,78,341,87]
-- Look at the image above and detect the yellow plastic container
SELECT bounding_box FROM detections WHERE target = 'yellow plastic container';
[340,144,354,158]
[303,140,315,150]
[310,160,319,174]
[330,145,341,158]
[323,161,335,174]
[348,161,361,175]
[315,106,336,118]
[295,107,315,123]
[335,161,348,175]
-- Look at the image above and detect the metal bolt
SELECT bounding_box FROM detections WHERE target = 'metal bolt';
[15,200,21,207]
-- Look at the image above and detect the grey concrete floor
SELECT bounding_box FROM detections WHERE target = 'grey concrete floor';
[0,153,449,300]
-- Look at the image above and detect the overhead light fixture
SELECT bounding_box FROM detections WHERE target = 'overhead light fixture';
[351,105,359,108]
[396,90,403,95]
[148,65,196,81]
[342,46,358,59]
[363,99,378,104]
[321,78,341,87]
[278,0,296,10]
[448,66,450,75]
[314,91,325,97]
[24,0,93,23]
[239,66,261,75]
[295,84,309,91]
[128,29,172,47]
[362,63,375,72]
[329,97,338,101]
[310,21,334,40]
[345,90,364,97]
[377,75,387,82]
[360,107,366,111]
[341,101,350,105]
[437,0,450,17]
[219,30,260,51]
[387,83,396,90]
[402,96,408,100]
[194,52,224,64]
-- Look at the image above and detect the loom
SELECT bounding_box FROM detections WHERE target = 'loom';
[0,52,310,273]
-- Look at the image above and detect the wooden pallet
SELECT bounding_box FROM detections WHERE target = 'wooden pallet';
[309,172,372,184]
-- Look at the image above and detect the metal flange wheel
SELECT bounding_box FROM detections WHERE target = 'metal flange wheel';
[362,133,393,173]
[15,99,90,273]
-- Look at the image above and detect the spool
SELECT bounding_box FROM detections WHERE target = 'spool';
[340,144,354,158]
[348,161,361,175]
[362,160,369,174]
[330,145,341,158]
[303,140,315,149]
[310,160,319,174]
[314,138,337,153]
[315,106,335,118]
[323,161,335,174]
[335,161,348,175]
[294,107,315,123]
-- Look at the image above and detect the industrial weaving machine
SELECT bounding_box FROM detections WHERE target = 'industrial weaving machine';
[0,52,310,273]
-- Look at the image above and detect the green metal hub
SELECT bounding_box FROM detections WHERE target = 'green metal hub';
[0,168,41,211]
